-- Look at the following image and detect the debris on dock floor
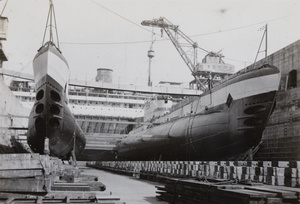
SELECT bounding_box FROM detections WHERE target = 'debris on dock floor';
[156,178,300,204]
[0,154,123,203]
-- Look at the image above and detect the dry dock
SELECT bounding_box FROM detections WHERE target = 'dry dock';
[0,154,123,203]
[88,160,300,204]
[79,163,168,204]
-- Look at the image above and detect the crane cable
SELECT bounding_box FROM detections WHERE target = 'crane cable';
[0,0,8,16]
[90,0,166,39]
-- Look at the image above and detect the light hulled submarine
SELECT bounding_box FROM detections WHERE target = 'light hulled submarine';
[27,1,85,159]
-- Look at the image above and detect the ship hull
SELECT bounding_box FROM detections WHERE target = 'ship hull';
[116,65,280,161]
[27,42,85,159]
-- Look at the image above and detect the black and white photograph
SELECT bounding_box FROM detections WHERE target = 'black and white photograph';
[0,0,299,203]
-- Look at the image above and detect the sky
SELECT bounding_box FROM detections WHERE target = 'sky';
[1,0,300,87]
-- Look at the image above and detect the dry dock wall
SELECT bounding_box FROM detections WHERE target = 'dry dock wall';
[252,39,300,161]
[0,74,30,151]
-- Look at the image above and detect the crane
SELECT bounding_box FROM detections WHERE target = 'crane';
[141,17,208,91]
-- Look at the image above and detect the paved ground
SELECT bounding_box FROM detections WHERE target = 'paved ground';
[80,165,169,204]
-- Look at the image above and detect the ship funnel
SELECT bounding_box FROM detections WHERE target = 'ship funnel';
[96,68,113,83]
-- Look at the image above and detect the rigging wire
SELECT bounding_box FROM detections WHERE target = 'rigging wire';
[61,39,152,45]
[59,1,297,67]
[0,0,8,16]
[42,0,60,48]
[17,61,32,73]
[60,12,293,47]
[189,13,295,38]
[90,0,163,37]
[60,10,296,46]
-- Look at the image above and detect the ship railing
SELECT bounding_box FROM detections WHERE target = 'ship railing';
[169,96,199,113]
[68,89,152,101]
[212,64,266,89]
[9,86,32,92]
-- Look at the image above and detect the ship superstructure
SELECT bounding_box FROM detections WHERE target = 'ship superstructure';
[9,71,198,160]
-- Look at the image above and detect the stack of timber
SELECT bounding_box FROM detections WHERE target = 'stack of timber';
[0,153,56,193]
[156,178,300,204]
[88,160,300,188]
[0,154,123,203]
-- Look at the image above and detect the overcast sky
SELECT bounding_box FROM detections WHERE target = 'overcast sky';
[1,0,300,86]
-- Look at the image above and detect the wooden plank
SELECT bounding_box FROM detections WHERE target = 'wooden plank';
[0,192,123,204]
[46,191,97,199]
[0,178,46,192]
[265,185,300,194]
[0,159,42,170]
[47,191,122,201]
[52,182,89,186]
[51,185,90,191]
[265,198,284,204]
[220,188,277,198]
[244,186,298,199]
[0,169,43,178]
[0,153,40,160]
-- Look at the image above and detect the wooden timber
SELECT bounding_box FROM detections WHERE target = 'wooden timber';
[0,192,124,204]
[88,160,300,203]
[156,178,300,204]
[0,154,121,203]
[0,153,57,193]
[88,160,300,188]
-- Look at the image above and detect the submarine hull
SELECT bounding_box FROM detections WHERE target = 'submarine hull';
[116,65,280,161]
[27,42,85,159]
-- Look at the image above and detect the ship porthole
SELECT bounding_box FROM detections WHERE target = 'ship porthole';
[35,104,44,114]
[244,118,262,126]
[49,118,59,128]
[36,90,44,100]
[50,104,60,115]
[50,90,61,102]
[35,117,44,127]
[244,105,266,114]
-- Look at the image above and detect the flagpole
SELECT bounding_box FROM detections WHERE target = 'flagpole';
[265,24,268,61]
[253,24,268,66]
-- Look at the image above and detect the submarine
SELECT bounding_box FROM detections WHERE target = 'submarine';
[27,1,85,159]
[113,18,281,161]
[115,64,281,161]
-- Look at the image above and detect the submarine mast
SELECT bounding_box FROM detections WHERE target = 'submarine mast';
[42,0,60,48]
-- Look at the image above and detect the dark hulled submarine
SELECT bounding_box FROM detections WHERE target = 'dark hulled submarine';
[115,64,281,161]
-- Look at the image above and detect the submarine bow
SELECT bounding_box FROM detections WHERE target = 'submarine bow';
[115,64,281,161]
[27,42,86,159]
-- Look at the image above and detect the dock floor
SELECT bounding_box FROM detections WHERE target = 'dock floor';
[79,164,168,204]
